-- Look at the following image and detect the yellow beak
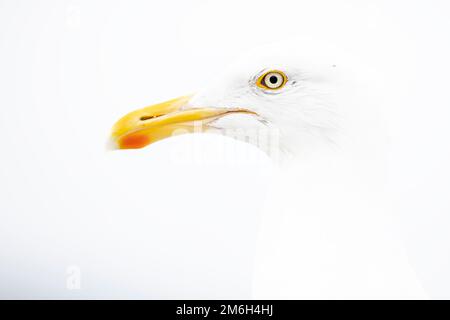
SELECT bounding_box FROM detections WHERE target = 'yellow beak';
[110,95,256,149]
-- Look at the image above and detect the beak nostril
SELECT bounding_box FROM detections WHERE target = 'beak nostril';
[140,114,163,121]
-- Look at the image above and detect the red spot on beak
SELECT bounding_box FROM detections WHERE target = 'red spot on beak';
[119,133,151,149]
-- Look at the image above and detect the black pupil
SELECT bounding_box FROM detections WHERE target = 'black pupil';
[269,75,278,84]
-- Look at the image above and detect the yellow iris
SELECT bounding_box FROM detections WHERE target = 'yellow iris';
[256,70,288,90]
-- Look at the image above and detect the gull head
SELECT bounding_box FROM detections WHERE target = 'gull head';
[109,42,354,157]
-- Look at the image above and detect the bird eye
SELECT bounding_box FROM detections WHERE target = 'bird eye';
[256,70,287,90]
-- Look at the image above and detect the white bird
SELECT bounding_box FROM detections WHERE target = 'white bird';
[109,38,428,299]
[3,0,450,300]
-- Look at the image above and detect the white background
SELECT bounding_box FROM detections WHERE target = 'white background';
[1,0,450,298]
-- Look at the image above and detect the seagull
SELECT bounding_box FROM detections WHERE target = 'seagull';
[109,39,428,299]
[110,42,342,158]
